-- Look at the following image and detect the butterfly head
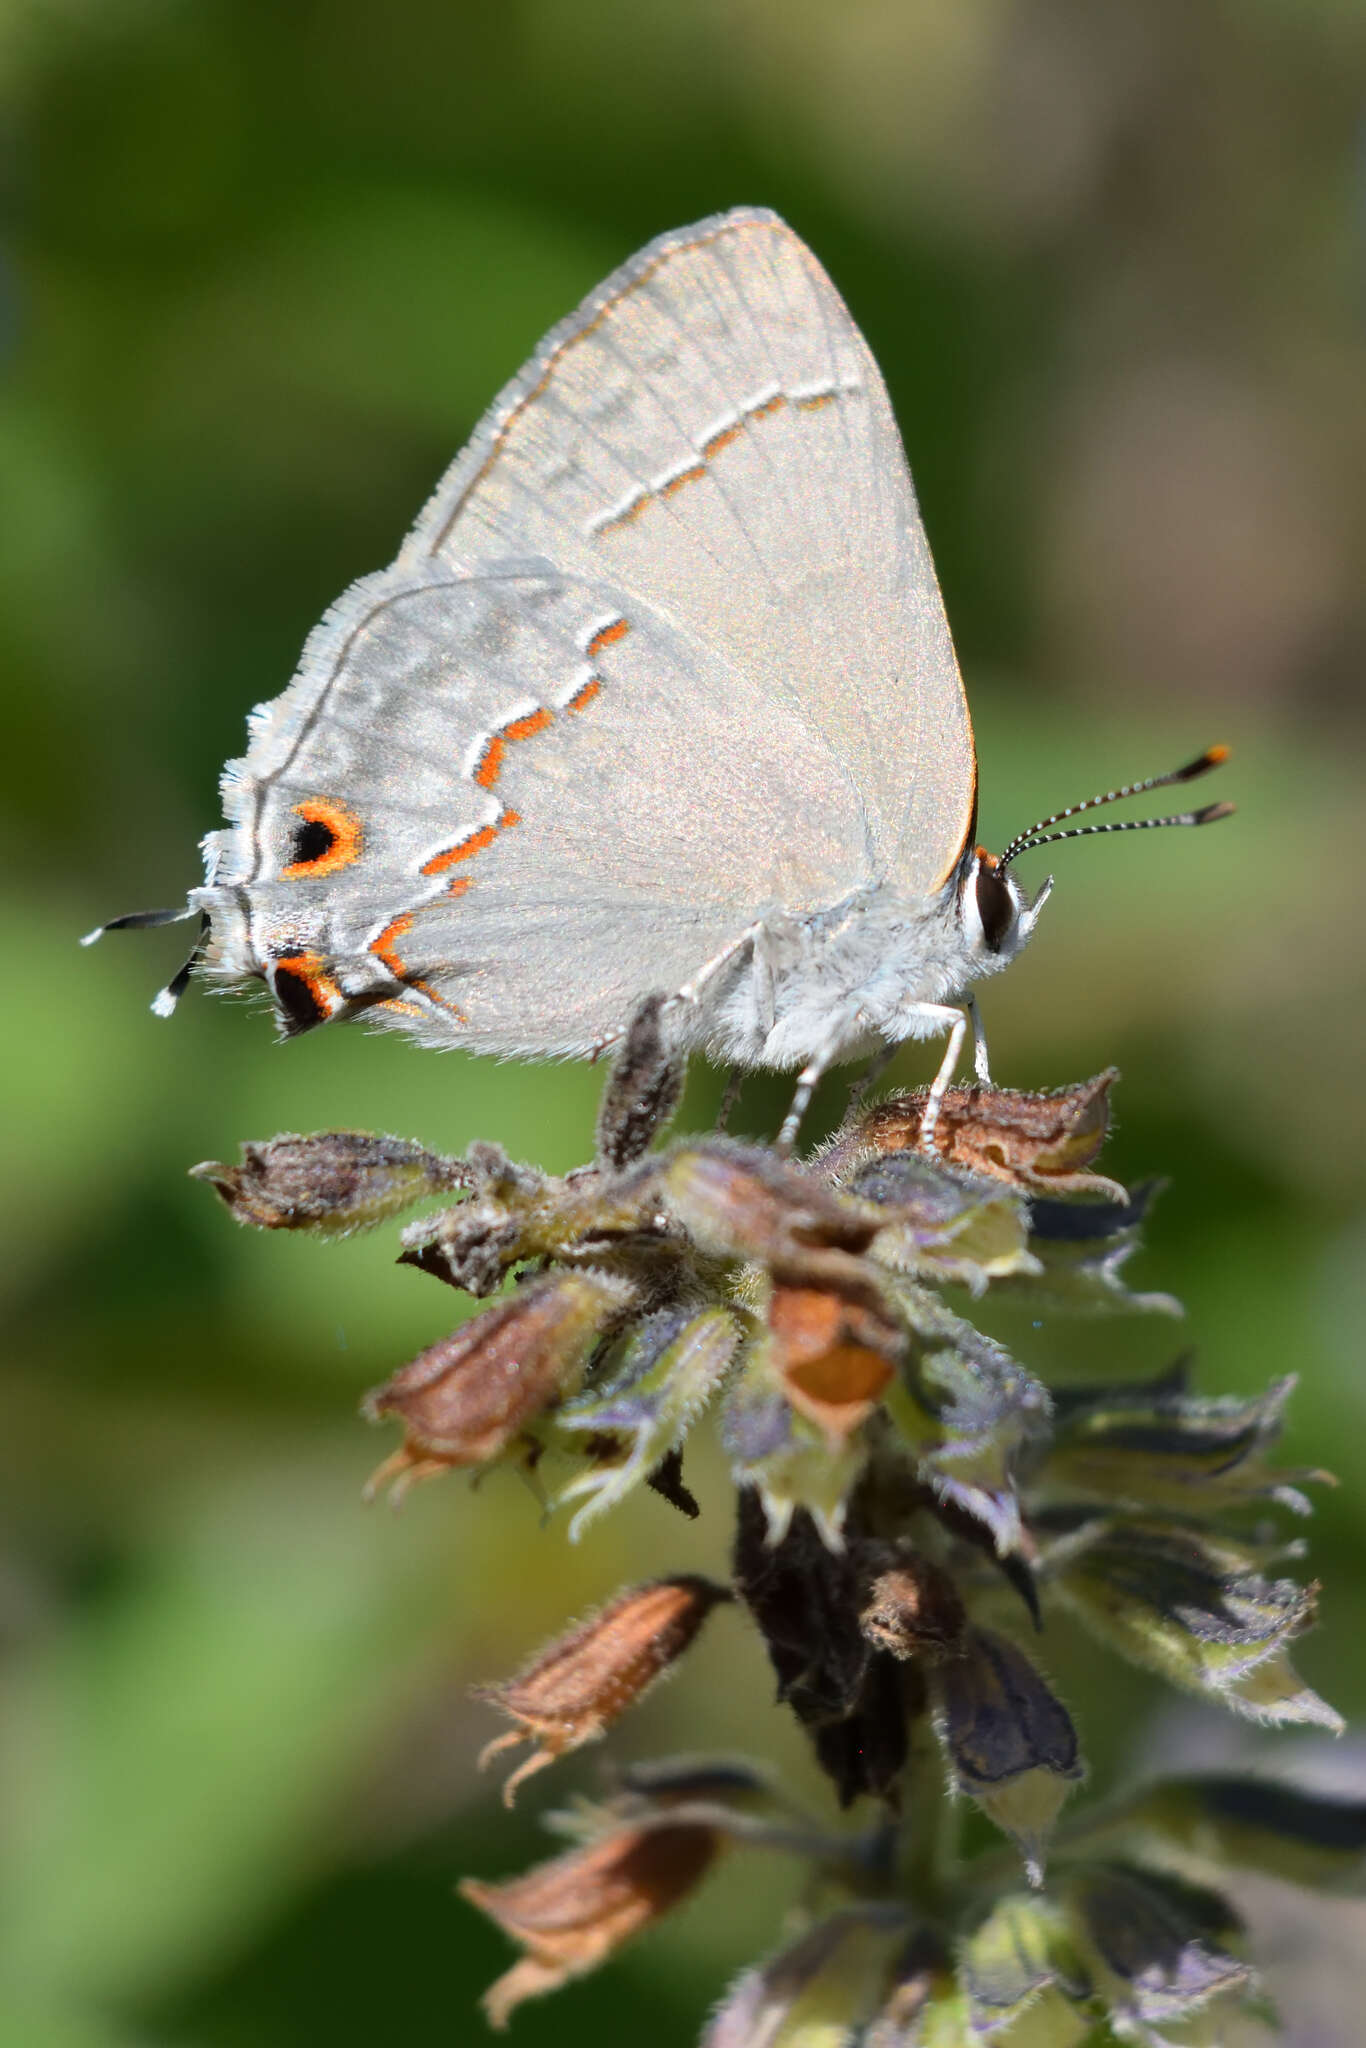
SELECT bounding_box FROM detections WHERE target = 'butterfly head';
[959,744,1235,979]
[957,848,1051,974]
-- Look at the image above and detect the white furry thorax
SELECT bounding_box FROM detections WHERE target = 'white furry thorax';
[697,865,1036,1071]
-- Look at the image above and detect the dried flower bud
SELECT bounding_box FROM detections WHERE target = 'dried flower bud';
[460,1818,721,2027]
[475,1575,732,1805]
[596,991,685,1169]
[662,1141,881,1265]
[732,1492,910,1806]
[931,1625,1083,1883]
[362,1271,636,1499]
[398,1145,663,1297]
[768,1278,902,1449]
[826,1073,1125,1202]
[858,1550,966,1661]
[189,1130,461,1233]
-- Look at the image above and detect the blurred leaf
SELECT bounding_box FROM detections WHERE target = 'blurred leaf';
[0,1457,454,2007]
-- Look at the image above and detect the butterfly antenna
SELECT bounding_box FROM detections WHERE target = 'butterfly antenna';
[997,745,1234,869]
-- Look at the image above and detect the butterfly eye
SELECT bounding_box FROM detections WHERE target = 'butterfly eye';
[974,859,1017,954]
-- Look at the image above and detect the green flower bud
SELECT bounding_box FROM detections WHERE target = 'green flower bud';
[1047,1517,1342,1730]
[1063,1861,1252,2036]
[1042,1372,1327,1520]
[957,1892,1090,2043]
[1086,1772,1366,1895]
[703,1908,911,2048]
[549,1305,741,1536]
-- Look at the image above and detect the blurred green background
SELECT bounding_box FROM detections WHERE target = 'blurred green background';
[3,2,1365,2043]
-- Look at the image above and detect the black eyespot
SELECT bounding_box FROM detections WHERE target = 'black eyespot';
[271,963,328,1035]
[290,815,337,867]
[975,863,1015,953]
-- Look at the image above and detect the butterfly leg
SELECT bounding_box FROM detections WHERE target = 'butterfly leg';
[715,1067,745,1134]
[966,993,992,1084]
[897,1002,970,1153]
[587,922,765,1065]
[776,1056,827,1155]
[843,1039,899,1120]
[673,920,767,1014]
[774,1000,868,1155]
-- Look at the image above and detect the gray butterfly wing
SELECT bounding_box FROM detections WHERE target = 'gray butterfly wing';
[201,208,976,1048]
[405,206,975,882]
[209,566,869,1052]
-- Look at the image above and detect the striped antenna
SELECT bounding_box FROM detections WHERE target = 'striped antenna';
[997,746,1233,870]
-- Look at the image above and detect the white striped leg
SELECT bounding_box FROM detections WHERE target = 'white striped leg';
[588,921,765,1063]
[777,1055,827,1155]
[966,993,992,1084]
[897,1003,970,1153]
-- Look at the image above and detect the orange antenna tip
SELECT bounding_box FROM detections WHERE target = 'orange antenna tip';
[1174,745,1231,782]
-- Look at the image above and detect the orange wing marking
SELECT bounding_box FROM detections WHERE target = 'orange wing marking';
[468,701,558,791]
[422,823,499,876]
[371,912,414,976]
[703,421,744,459]
[418,799,526,889]
[586,618,630,659]
[368,913,465,1019]
[272,952,341,1002]
[421,648,611,877]
[377,989,468,1024]
[589,385,811,537]
[280,795,364,880]
[503,708,552,743]
[661,462,706,498]
[472,734,505,789]
[432,214,797,552]
[595,491,650,536]
[270,952,345,1033]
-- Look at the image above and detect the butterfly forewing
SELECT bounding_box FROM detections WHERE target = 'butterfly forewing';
[407,208,975,882]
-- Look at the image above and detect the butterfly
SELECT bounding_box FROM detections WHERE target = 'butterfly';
[87,207,1230,1146]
